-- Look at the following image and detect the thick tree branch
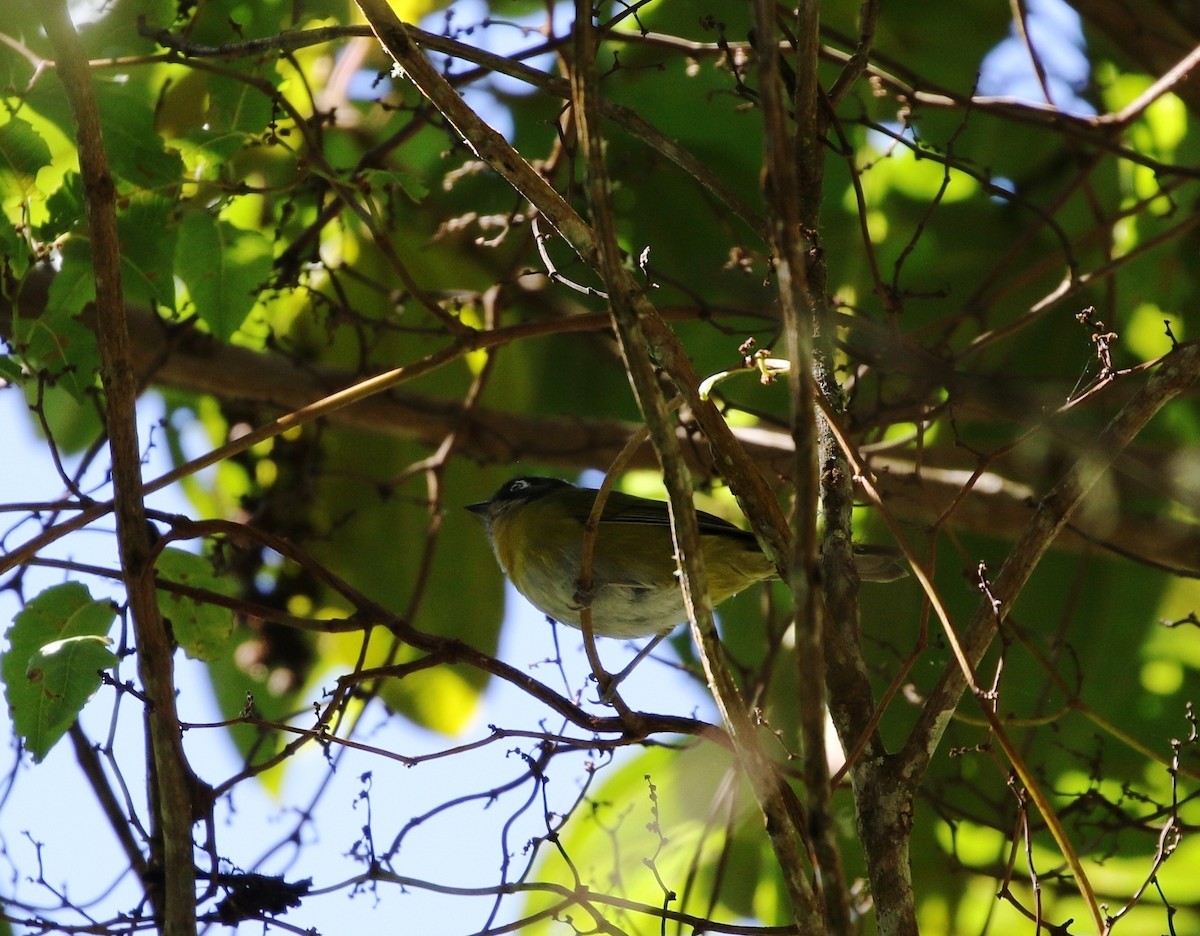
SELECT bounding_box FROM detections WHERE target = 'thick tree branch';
[35,3,198,933]
[751,0,855,932]
[6,278,1197,586]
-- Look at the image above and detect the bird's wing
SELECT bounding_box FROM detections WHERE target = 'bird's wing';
[586,492,758,589]
[599,492,754,540]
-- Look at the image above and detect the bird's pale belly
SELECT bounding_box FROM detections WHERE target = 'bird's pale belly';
[512,557,690,639]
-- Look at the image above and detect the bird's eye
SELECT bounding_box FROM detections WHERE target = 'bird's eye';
[509,479,530,494]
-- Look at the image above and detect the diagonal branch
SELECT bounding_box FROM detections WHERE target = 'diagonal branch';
[351,0,794,575]
[901,339,1200,934]
[355,0,829,927]
[570,1,823,930]
[906,339,1200,770]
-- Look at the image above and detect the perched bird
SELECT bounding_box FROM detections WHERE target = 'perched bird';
[467,476,904,641]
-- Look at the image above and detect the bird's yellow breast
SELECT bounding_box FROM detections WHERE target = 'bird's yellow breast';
[487,496,776,638]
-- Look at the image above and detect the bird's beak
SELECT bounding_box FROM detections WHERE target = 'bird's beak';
[465,502,490,518]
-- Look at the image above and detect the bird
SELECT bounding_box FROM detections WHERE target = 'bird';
[467,476,905,641]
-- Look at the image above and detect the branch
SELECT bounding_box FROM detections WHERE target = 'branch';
[751,0,855,932]
[35,3,198,933]
[906,340,1200,768]
[570,2,823,928]
[827,0,881,105]
[902,340,1200,934]
[348,0,833,927]
[8,275,1198,590]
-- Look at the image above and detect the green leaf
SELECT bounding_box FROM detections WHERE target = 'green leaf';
[324,627,481,736]
[40,171,86,240]
[11,238,100,401]
[176,211,273,341]
[520,744,780,932]
[2,582,118,762]
[19,306,98,399]
[44,237,97,317]
[155,548,234,661]
[0,116,51,275]
[0,116,52,211]
[118,198,178,312]
[22,636,118,762]
[95,82,184,193]
[165,67,277,161]
[311,447,502,735]
[358,168,429,203]
[2,583,117,673]
[0,220,26,275]
[0,356,26,384]
[21,380,105,453]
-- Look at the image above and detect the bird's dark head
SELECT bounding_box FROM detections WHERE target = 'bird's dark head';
[465,476,575,526]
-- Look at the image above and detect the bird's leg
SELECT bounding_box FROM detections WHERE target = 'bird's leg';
[570,581,595,614]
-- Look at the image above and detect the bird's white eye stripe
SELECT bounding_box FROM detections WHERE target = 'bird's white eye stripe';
[510,479,530,493]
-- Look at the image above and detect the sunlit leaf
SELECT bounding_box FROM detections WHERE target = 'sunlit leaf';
[20,636,118,762]
[155,547,235,662]
[0,115,52,211]
[176,211,273,340]
[2,583,117,762]
[95,82,185,193]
